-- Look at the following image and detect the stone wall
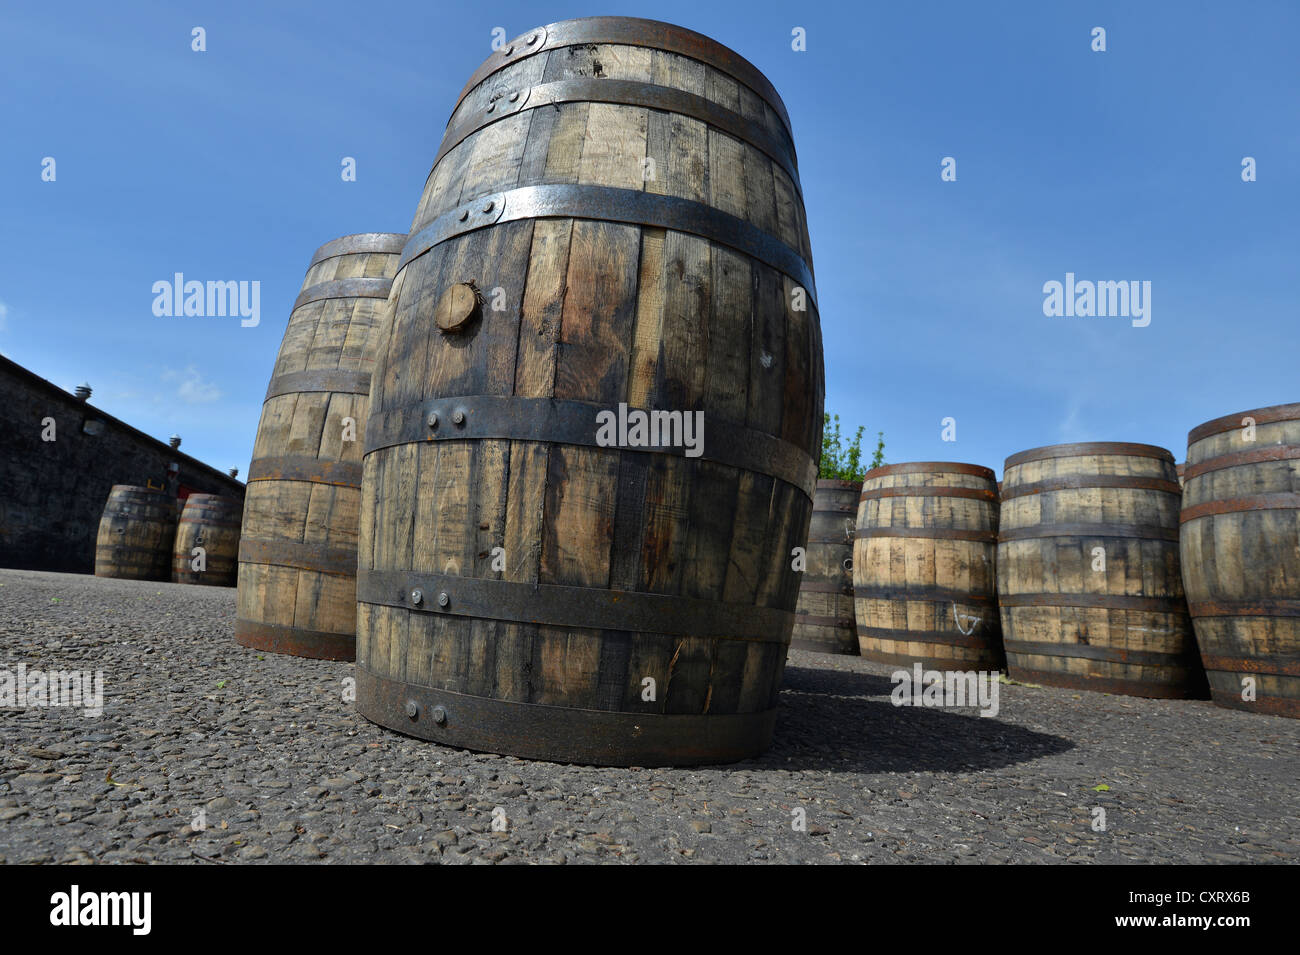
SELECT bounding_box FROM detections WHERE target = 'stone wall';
[0,354,245,574]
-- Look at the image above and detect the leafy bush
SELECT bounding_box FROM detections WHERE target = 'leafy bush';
[819,413,885,482]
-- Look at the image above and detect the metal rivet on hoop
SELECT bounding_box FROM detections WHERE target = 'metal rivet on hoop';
[437,592,450,608]
[405,700,419,720]
[431,706,448,725]
[410,589,423,606]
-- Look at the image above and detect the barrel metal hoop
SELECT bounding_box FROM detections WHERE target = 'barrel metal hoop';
[1004,442,1174,469]
[1180,493,1300,523]
[264,368,372,402]
[1187,402,1300,444]
[797,581,852,594]
[860,486,996,501]
[397,184,816,308]
[1000,592,1189,613]
[293,277,393,311]
[793,613,854,629]
[178,517,242,530]
[1182,445,1300,481]
[353,667,778,767]
[308,233,407,268]
[1188,599,1300,617]
[857,527,998,543]
[815,480,864,491]
[1005,666,1199,698]
[435,78,801,196]
[238,538,358,577]
[246,456,363,489]
[997,522,1180,543]
[999,475,1181,500]
[863,462,996,480]
[1004,639,1196,667]
[357,569,793,644]
[234,619,356,661]
[853,586,997,606]
[364,395,817,499]
[453,17,795,143]
[858,626,998,649]
[1198,653,1300,677]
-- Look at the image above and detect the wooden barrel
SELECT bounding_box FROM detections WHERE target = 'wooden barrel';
[235,232,405,660]
[1181,402,1300,717]
[173,494,242,586]
[356,17,822,766]
[94,485,175,580]
[998,442,1204,697]
[790,480,860,655]
[853,463,1003,670]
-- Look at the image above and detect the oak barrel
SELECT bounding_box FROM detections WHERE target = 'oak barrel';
[1181,402,1300,717]
[173,494,242,586]
[791,481,860,654]
[94,485,176,581]
[356,17,823,765]
[235,232,405,660]
[853,463,1003,670]
[998,442,1204,697]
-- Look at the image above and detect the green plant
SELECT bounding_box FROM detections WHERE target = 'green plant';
[819,413,885,481]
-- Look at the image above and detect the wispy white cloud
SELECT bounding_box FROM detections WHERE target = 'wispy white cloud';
[163,366,222,404]
[0,300,9,333]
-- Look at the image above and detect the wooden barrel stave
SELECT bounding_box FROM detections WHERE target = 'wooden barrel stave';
[998,442,1204,697]
[791,480,860,655]
[356,18,821,765]
[853,463,1002,671]
[94,486,176,581]
[236,232,405,660]
[172,494,242,586]
[1182,403,1300,717]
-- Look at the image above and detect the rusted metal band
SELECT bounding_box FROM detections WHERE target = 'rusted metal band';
[96,544,169,557]
[1005,665,1198,699]
[858,626,997,649]
[246,456,363,489]
[1000,592,1188,613]
[1004,442,1174,469]
[1004,639,1193,667]
[264,368,372,401]
[1188,599,1300,617]
[357,570,792,644]
[235,619,355,662]
[805,537,853,545]
[1187,402,1300,444]
[364,395,816,499]
[854,586,997,606]
[998,522,1179,542]
[798,581,852,594]
[436,78,800,195]
[1000,475,1181,500]
[453,17,794,142]
[856,527,998,543]
[1182,445,1300,480]
[793,613,854,629]
[293,277,393,311]
[238,538,358,577]
[816,479,863,491]
[178,516,241,530]
[860,486,996,501]
[308,233,406,268]
[398,184,816,308]
[863,462,995,480]
[1199,653,1300,677]
[1180,493,1300,523]
[354,667,777,767]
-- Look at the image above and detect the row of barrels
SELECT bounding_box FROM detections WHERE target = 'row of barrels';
[94,487,242,586]
[791,417,1300,719]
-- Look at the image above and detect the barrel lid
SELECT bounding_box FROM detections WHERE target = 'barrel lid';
[862,461,996,481]
[308,233,407,268]
[1004,442,1174,469]
[1187,402,1300,445]
[109,484,167,495]
[452,17,795,142]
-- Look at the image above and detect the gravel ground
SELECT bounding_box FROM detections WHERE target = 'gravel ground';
[1,568,1296,864]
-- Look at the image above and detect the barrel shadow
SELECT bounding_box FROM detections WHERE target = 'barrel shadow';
[744,664,1074,773]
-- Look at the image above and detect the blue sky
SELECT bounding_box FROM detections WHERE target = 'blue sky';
[2,0,1296,477]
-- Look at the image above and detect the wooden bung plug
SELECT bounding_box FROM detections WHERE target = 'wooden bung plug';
[435,282,480,333]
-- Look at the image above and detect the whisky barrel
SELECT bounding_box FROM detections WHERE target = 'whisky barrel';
[235,232,405,660]
[94,485,175,580]
[998,442,1204,697]
[791,481,860,655]
[853,463,1003,670]
[356,17,822,766]
[173,494,242,586]
[1181,402,1300,717]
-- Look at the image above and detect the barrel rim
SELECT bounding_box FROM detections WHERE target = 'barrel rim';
[1186,401,1300,445]
[107,484,168,497]
[308,232,407,268]
[451,17,794,143]
[815,479,863,491]
[862,461,995,481]
[1004,441,1174,469]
